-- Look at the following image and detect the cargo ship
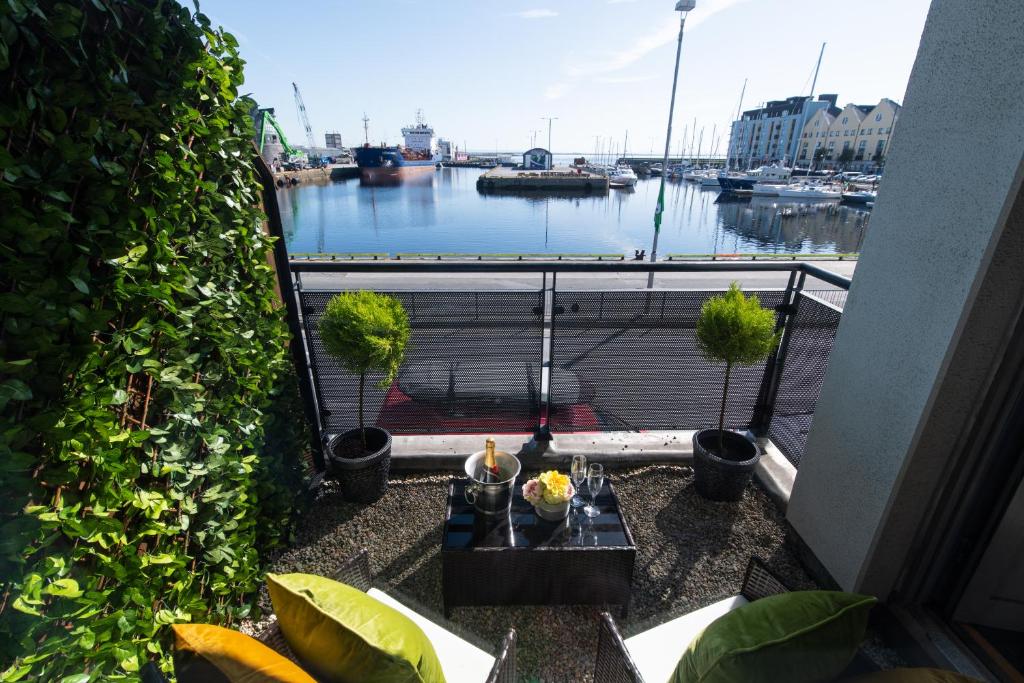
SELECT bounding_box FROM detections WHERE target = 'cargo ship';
[355,110,440,183]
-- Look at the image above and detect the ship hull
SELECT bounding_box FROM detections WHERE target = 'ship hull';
[355,146,439,183]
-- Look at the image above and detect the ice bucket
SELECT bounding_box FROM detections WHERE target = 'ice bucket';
[464,449,521,516]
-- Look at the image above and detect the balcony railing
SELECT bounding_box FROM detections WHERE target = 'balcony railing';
[282,260,850,471]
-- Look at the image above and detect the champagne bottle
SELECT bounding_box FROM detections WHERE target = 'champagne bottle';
[480,438,500,483]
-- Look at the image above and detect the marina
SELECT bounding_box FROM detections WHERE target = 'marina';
[278,162,870,256]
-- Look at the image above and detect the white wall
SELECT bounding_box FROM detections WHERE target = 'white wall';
[787,0,1024,597]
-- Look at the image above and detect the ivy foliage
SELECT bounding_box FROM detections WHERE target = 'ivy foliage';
[0,0,307,679]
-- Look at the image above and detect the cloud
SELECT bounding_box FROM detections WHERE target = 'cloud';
[566,0,750,77]
[593,74,658,84]
[513,8,558,19]
[545,82,569,99]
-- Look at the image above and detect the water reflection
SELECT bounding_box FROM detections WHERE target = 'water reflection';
[279,167,869,256]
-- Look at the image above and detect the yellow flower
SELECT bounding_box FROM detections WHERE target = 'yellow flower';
[537,470,571,504]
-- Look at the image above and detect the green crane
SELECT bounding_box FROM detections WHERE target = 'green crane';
[256,108,306,166]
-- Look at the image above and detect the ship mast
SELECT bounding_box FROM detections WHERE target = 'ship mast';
[362,113,370,145]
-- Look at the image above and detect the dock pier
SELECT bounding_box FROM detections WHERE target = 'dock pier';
[476,166,609,193]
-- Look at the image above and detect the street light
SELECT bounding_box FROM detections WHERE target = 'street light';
[541,116,558,153]
[648,0,696,288]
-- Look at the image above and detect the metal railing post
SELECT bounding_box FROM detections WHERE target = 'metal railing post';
[254,152,325,472]
[534,272,558,442]
[752,270,805,436]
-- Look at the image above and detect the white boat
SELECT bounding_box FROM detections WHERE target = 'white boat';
[751,183,780,196]
[775,183,842,200]
[649,164,663,176]
[699,173,720,187]
[682,169,701,181]
[606,164,630,187]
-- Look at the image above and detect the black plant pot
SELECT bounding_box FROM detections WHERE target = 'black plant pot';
[327,427,392,503]
[692,429,761,502]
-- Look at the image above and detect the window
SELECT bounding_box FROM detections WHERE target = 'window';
[814,120,820,127]
[867,128,873,135]
[861,128,866,134]
[842,116,848,124]
[843,141,850,151]
[875,112,883,122]
[875,139,885,155]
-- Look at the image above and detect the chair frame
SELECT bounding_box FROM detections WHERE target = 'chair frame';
[257,548,517,683]
[593,557,791,683]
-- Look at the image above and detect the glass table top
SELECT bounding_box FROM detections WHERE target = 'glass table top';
[442,478,635,550]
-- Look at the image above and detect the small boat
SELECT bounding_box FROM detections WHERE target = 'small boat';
[775,184,842,200]
[649,164,663,176]
[596,164,638,188]
[842,190,877,204]
[699,173,721,187]
[610,169,634,189]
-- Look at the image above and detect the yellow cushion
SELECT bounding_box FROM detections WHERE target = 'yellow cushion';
[266,573,446,683]
[172,623,316,683]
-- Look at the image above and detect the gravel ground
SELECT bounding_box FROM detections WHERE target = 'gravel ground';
[245,464,841,681]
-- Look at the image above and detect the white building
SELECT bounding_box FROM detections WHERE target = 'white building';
[437,139,456,162]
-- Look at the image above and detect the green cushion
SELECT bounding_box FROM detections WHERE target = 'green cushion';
[672,590,876,683]
[266,573,446,683]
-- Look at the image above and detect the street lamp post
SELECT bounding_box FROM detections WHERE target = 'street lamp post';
[649,0,696,288]
[541,116,558,154]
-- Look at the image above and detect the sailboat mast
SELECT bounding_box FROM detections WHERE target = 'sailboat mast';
[689,117,697,165]
[695,126,704,167]
[730,78,747,170]
[809,42,826,99]
[623,130,629,161]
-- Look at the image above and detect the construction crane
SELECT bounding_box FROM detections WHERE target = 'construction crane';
[292,82,316,150]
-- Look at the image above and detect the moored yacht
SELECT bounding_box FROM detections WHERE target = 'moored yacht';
[775,183,842,200]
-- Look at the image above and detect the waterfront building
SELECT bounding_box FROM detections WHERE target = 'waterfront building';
[798,107,836,166]
[727,94,839,169]
[847,98,901,172]
[437,138,456,162]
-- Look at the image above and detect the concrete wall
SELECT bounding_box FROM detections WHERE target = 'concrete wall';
[787,0,1024,598]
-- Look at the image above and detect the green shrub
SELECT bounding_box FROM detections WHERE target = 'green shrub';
[696,283,781,454]
[0,1,307,679]
[319,292,410,443]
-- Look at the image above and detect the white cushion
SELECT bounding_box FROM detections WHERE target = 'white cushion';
[624,595,749,683]
[367,588,495,681]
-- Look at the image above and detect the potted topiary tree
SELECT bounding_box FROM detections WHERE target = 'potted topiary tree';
[693,283,781,501]
[319,291,410,503]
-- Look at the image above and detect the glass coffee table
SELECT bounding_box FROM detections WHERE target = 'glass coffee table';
[441,477,637,617]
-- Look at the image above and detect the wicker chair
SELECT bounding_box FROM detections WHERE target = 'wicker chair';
[257,548,517,683]
[593,557,874,683]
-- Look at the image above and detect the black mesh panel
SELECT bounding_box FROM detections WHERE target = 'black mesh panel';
[548,290,786,432]
[299,290,544,435]
[768,292,843,466]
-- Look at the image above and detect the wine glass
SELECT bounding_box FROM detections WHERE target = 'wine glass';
[570,455,587,508]
[584,463,604,518]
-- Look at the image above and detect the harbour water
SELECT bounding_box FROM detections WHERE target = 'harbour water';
[279,164,870,257]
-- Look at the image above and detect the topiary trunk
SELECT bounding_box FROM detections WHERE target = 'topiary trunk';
[358,371,366,449]
[718,362,732,457]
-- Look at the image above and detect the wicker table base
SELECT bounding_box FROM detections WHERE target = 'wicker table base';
[442,478,637,617]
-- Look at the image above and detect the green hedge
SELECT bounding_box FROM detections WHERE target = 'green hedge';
[0,1,307,679]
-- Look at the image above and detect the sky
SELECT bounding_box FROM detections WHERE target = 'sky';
[200,0,933,154]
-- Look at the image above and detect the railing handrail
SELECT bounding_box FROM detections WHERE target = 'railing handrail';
[288,259,852,290]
